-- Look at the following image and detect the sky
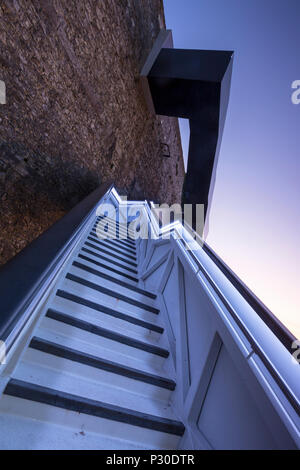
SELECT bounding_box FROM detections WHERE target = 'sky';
[163,0,300,339]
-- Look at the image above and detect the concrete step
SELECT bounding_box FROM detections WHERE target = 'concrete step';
[4,379,184,435]
[45,310,168,358]
[0,410,155,450]
[48,295,163,343]
[69,261,156,303]
[58,276,159,318]
[0,394,181,449]
[38,314,167,369]
[83,241,138,272]
[89,232,137,257]
[79,247,139,279]
[85,237,137,267]
[35,322,169,375]
[17,337,175,402]
[52,289,162,336]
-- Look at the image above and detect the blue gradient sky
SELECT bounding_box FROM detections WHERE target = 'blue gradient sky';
[163,0,300,338]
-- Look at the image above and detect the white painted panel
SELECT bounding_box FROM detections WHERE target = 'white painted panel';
[147,244,170,271]
[162,264,179,342]
[197,345,278,450]
[183,269,213,384]
[144,262,166,291]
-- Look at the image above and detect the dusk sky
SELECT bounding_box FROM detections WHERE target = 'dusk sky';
[164,0,300,339]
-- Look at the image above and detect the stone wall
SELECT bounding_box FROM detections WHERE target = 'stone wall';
[0,0,184,265]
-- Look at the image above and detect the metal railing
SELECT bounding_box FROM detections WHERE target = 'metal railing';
[125,198,300,447]
[106,194,300,423]
[142,200,297,352]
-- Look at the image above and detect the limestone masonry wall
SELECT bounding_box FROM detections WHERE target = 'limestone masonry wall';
[0,0,184,265]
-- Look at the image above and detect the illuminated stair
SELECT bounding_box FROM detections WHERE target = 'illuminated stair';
[0,187,299,450]
[0,214,184,449]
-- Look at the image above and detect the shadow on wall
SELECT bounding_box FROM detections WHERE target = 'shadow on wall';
[0,141,101,265]
[0,141,101,209]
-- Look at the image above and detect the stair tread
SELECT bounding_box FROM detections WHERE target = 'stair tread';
[77,253,138,284]
[49,299,163,345]
[45,309,169,358]
[96,216,136,236]
[61,275,160,315]
[5,379,184,436]
[84,241,138,268]
[91,234,137,255]
[71,260,156,299]
[36,324,168,375]
[94,227,136,246]
[80,246,138,275]
[40,316,166,369]
[87,235,137,261]
[90,231,137,255]
[29,336,175,390]
[0,412,155,450]
[86,237,137,265]
[53,289,161,330]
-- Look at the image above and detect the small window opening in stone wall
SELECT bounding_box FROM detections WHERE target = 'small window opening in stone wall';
[160,142,170,158]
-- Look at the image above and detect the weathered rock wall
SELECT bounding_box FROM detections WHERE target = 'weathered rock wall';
[0,0,184,265]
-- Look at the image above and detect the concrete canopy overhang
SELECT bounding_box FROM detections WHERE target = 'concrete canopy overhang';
[140,30,233,233]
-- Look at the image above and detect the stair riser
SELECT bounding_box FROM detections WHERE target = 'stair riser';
[95,220,136,239]
[0,413,150,450]
[93,233,136,251]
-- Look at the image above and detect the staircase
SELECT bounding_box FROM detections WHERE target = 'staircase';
[0,213,184,449]
[0,186,299,450]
